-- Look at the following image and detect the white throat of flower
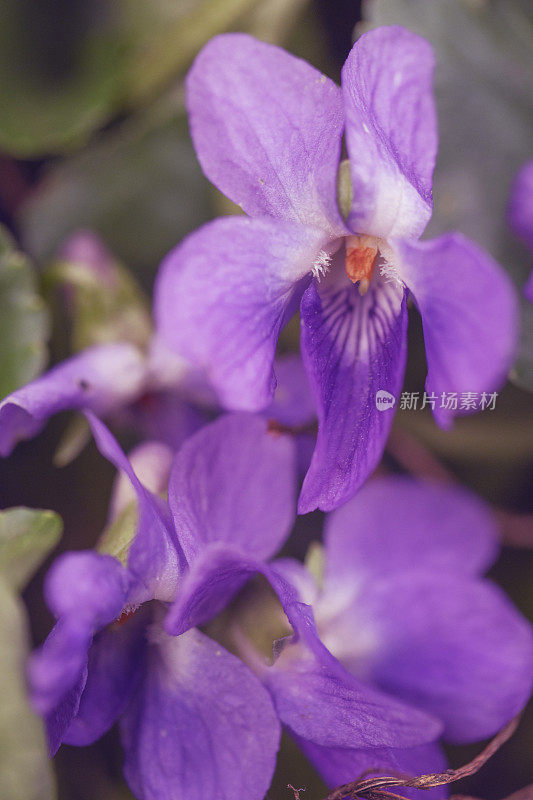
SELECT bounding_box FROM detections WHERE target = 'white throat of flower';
[311,249,332,282]
[378,240,403,288]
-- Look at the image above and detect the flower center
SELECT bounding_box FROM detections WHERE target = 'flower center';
[345,234,379,295]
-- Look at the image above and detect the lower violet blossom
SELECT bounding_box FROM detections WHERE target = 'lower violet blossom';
[30,413,440,798]
[256,477,533,793]
[509,159,533,302]
[160,477,533,797]
[155,26,518,513]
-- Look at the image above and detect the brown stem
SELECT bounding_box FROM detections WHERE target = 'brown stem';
[288,715,521,800]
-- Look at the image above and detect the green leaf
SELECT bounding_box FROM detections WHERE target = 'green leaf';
[0,578,56,800]
[119,0,264,106]
[20,101,212,280]
[0,0,125,157]
[0,228,50,399]
[363,0,533,388]
[243,0,311,46]
[17,0,312,261]
[0,0,263,157]
[0,508,62,592]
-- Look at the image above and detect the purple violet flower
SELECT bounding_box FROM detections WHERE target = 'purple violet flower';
[246,477,533,794]
[28,412,296,799]
[29,413,446,798]
[508,159,533,302]
[154,26,518,513]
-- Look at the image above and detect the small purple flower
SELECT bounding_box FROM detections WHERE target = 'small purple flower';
[28,412,298,799]
[508,159,533,302]
[161,474,533,797]
[261,477,533,792]
[30,414,450,798]
[155,26,518,513]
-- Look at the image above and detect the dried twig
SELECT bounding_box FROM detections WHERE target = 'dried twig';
[288,715,520,800]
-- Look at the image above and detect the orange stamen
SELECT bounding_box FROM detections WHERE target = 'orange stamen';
[345,235,378,295]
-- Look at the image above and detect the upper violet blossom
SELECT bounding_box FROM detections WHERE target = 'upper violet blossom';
[231,477,533,794]
[31,413,440,798]
[508,159,533,302]
[155,26,518,513]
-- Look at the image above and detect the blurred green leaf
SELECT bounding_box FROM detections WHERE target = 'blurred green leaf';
[0,579,56,800]
[0,504,60,799]
[364,0,533,388]
[20,100,211,280]
[0,0,263,157]
[119,0,263,105]
[0,0,124,157]
[0,507,62,592]
[0,227,49,399]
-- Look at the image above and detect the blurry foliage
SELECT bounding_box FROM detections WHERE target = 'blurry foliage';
[0,0,312,159]
[0,506,62,800]
[0,0,122,157]
[52,414,93,469]
[0,226,49,398]
[0,507,62,592]
[0,582,56,800]
[0,0,268,157]
[363,0,533,389]
[19,102,211,281]
[121,0,268,106]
